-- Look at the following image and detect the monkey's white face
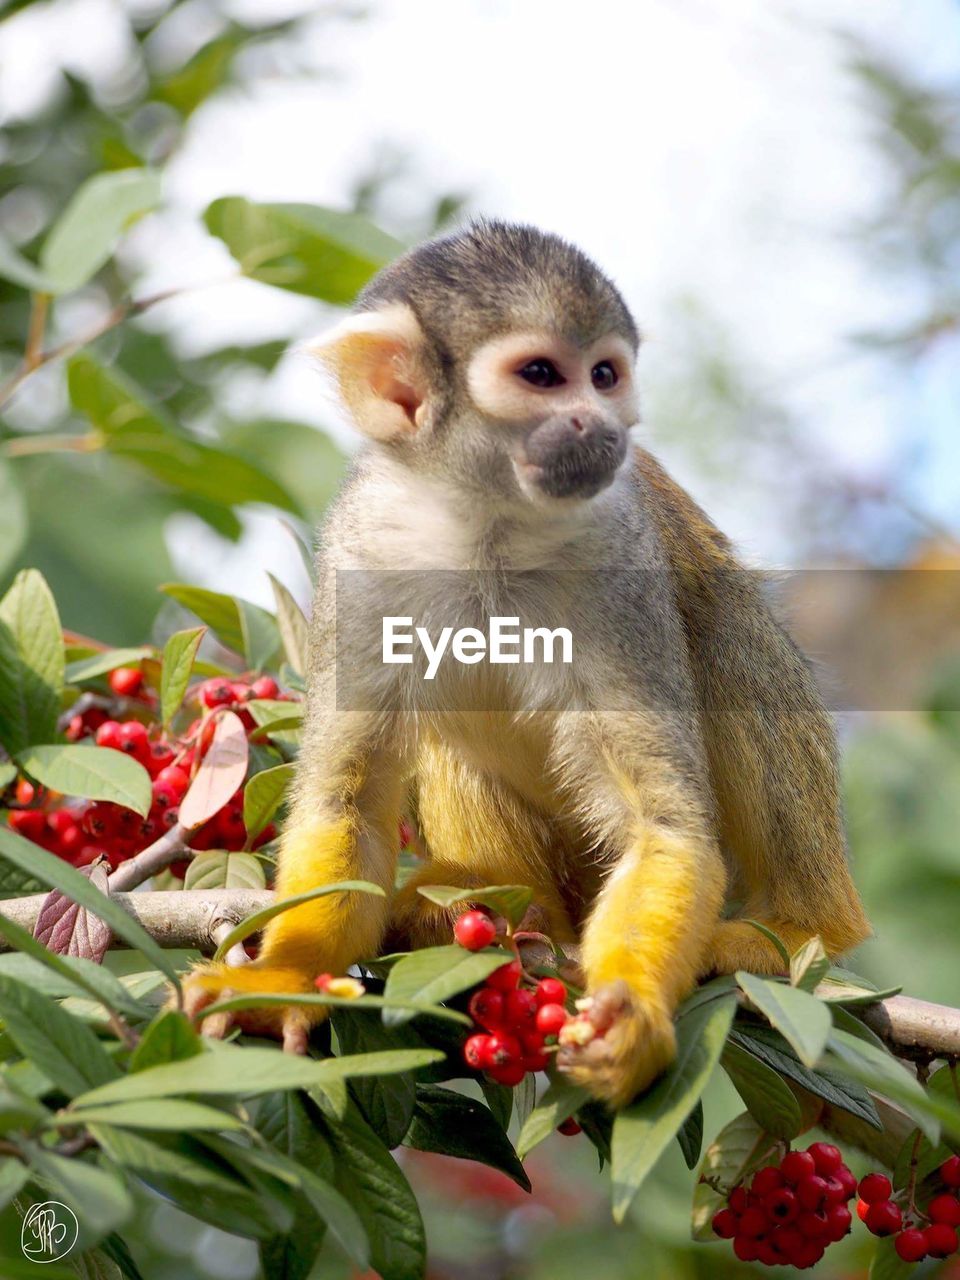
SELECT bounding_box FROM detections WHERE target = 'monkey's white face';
[466,330,639,502]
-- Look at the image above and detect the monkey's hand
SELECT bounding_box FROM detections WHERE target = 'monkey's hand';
[180,961,322,1054]
[555,980,677,1108]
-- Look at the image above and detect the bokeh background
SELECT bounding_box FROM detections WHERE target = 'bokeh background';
[1,1,959,1277]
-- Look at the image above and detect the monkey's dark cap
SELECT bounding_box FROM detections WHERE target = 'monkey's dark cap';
[356,219,640,354]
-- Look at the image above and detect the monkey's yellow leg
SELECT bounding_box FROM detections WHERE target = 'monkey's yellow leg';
[181,814,394,1049]
[557,824,726,1107]
[703,914,864,977]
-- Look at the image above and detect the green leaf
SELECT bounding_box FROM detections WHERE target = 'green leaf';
[736,971,831,1067]
[211,880,385,961]
[198,990,470,1026]
[869,1237,917,1280]
[514,1071,536,1132]
[677,1099,704,1169]
[822,1029,955,1145]
[516,1076,590,1158]
[242,762,294,840]
[691,1110,779,1239]
[257,1090,336,1280]
[0,825,181,990]
[160,627,206,726]
[790,936,830,992]
[159,582,244,655]
[333,1008,417,1148]
[721,1040,802,1139]
[238,599,281,673]
[0,460,27,582]
[17,744,152,817]
[61,1098,244,1131]
[0,231,54,290]
[40,169,161,294]
[128,1010,202,1073]
[0,911,138,1019]
[611,994,736,1222]
[71,1045,445,1107]
[65,648,153,684]
[183,850,265,891]
[0,952,145,1019]
[0,1157,28,1212]
[383,945,510,1027]
[27,1146,134,1249]
[404,1084,531,1191]
[0,974,119,1096]
[90,1125,287,1241]
[742,919,791,967]
[178,710,249,830]
[320,1102,426,1280]
[728,1026,882,1128]
[0,761,15,793]
[416,883,534,929]
[268,574,309,675]
[0,568,63,754]
[204,197,401,302]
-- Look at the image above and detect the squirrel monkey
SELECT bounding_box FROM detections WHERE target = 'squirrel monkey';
[183,221,870,1107]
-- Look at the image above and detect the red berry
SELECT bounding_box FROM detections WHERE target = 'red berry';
[797,1210,830,1240]
[486,959,522,991]
[74,845,103,867]
[757,1240,780,1267]
[807,1142,843,1176]
[856,1198,870,1222]
[822,1175,847,1205]
[504,988,537,1030]
[825,1203,852,1242]
[534,977,566,1007]
[151,781,181,811]
[535,1003,568,1037]
[117,720,150,762]
[81,803,118,839]
[487,1061,526,1087]
[8,810,46,841]
[732,1235,760,1263]
[486,1032,522,1069]
[95,720,124,750]
[109,667,143,697]
[556,1117,581,1137]
[522,1048,549,1072]
[942,1156,960,1189]
[64,713,85,741]
[200,680,236,709]
[752,1164,784,1197]
[770,1225,803,1257]
[56,825,83,860]
[156,765,190,797]
[729,1186,749,1215]
[858,1172,893,1204]
[929,1194,960,1227]
[738,1207,767,1238]
[453,910,496,951]
[250,676,279,700]
[763,1187,798,1224]
[463,1034,494,1070]
[895,1228,928,1262]
[792,1240,825,1269]
[145,741,175,777]
[796,1175,829,1211]
[834,1164,858,1201]
[711,1208,739,1239]
[14,778,36,805]
[865,1200,902,1236]
[925,1223,959,1258]
[781,1150,817,1184]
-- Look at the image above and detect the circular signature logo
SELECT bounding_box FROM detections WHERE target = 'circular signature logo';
[21,1201,79,1263]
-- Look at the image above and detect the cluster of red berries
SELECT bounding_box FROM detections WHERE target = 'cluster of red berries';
[857,1155,960,1263]
[3,667,287,876]
[455,910,574,1103]
[712,1142,857,1269]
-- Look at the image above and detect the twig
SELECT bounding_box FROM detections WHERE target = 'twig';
[107,823,192,892]
[861,995,960,1061]
[0,889,272,954]
[24,292,49,370]
[212,919,252,968]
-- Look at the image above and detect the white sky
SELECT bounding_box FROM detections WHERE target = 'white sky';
[1,0,956,603]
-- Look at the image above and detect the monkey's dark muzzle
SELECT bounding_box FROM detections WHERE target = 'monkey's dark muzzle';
[521,413,628,499]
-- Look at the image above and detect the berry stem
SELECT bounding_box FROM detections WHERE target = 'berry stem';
[905,1127,924,1221]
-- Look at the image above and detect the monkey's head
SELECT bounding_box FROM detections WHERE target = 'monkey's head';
[312,220,640,506]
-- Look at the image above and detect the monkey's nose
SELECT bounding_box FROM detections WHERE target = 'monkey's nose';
[571,416,585,433]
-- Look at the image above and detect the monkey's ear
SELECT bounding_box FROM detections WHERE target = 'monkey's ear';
[307,304,430,441]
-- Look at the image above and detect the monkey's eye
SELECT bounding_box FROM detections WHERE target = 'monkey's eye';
[518,358,564,388]
[591,361,618,391]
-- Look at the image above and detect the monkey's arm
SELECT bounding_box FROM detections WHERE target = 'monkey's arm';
[554,707,727,1107]
[635,450,870,968]
[181,578,405,1047]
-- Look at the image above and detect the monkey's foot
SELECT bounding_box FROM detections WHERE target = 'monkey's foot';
[701,919,804,977]
[555,980,677,1108]
[180,962,323,1054]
